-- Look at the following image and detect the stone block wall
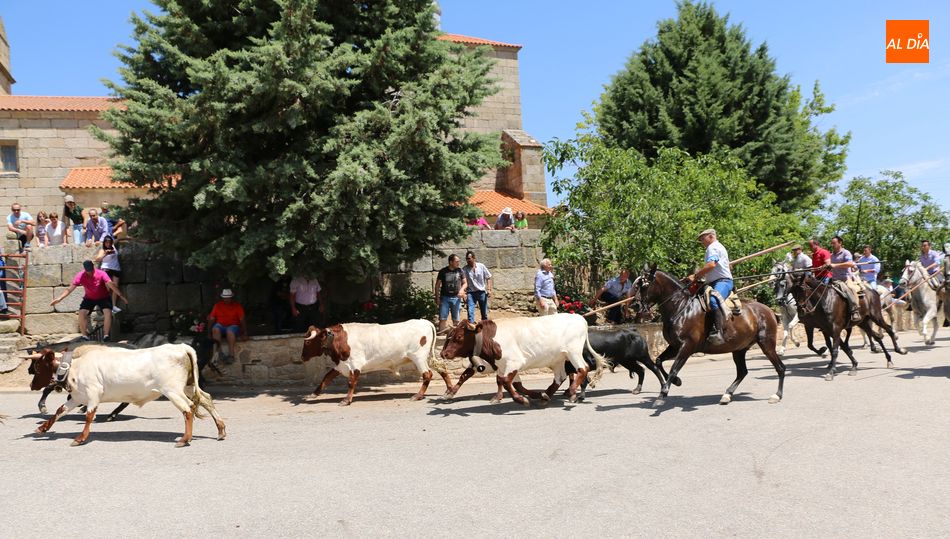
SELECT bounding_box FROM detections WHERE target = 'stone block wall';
[0,110,116,211]
[383,229,545,313]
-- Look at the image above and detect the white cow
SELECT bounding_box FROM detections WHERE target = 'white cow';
[33,343,226,447]
[300,319,452,405]
[440,313,608,405]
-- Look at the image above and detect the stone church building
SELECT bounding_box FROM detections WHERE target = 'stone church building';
[0,16,548,224]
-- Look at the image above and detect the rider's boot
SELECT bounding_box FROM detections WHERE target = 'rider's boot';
[849,299,862,323]
[707,308,726,346]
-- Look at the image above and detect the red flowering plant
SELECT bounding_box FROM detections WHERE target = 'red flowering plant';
[555,284,592,316]
[343,284,435,324]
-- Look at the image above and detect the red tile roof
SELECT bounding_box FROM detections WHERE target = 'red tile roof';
[471,190,548,216]
[438,33,522,50]
[0,95,124,112]
[60,167,137,189]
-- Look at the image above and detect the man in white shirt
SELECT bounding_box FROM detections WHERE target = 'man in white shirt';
[289,275,324,331]
[462,251,493,322]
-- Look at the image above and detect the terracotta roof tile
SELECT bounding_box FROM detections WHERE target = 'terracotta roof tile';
[60,167,136,189]
[471,190,548,216]
[438,33,522,50]
[0,95,124,112]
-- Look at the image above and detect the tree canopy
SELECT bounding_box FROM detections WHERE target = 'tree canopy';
[597,1,850,212]
[823,172,950,277]
[542,124,802,292]
[98,0,504,283]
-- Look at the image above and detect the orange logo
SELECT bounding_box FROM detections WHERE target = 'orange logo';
[886,20,930,63]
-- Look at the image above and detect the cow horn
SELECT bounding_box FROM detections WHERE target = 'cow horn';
[304,329,319,341]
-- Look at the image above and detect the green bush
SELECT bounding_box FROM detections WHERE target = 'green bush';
[340,284,436,325]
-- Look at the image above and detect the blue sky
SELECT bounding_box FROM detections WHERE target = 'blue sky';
[3,1,948,210]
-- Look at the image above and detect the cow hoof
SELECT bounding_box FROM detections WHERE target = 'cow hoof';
[409,394,424,401]
[768,394,781,404]
[71,439,86,447]
[175,440,190,448]
[897,348,908,355]
[35,426,48,434]
[653,397,666,408]
[38,405,47,414]
[823,373,834,381]
[719,393,732,405]
[848,369,857,376]
[870,347,881,354]
[887,361,895,369]
[489,397,502,404]
[631,387,642,395]
[338,400,352,407]
[778,349,786,356]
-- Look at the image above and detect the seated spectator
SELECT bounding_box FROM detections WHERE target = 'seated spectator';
[6,202,34,252]
[94,235,123,313]
[101,201,127,239]
[34,211,49,247]
[46,212,68,245]
[494,207,515,232]
[467,214,492,230]
[208,289,248,364]
[83,208,110,246]
[514,210,528,229]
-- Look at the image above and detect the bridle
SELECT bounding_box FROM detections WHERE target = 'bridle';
[635,272,691,319]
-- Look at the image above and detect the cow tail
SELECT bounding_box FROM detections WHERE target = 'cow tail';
[185,345,208,420]
[584,336,608,388]
[426,320,447,373]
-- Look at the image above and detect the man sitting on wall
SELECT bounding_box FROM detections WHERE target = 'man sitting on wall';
[6,202,34,252]
[208,288,248,364]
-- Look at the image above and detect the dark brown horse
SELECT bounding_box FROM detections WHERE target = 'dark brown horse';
[790,274,905,380]
[634,266,786,406]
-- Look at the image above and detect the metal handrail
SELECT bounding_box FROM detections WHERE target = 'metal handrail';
[0,252,28,335]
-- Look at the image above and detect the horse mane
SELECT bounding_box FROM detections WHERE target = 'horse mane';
[652,269,685,289]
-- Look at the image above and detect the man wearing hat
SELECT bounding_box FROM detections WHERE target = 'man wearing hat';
[786,244,812,272]
[50,260,128,342]
[687,228,733,345]
[208,288,247,364]
[62,194,85,245]
[494,207,515,231]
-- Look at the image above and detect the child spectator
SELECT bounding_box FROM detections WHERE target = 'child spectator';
[514,210,528,229]
[34,211,49,247]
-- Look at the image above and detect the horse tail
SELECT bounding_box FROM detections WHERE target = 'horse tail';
[584,336,609,388]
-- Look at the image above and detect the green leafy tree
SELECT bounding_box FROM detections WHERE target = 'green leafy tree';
[97,0,504,283]
[824,172,950,277]
[542,124,803,294]
[598,1,850,212]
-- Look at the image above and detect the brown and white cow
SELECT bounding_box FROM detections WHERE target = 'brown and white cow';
[30,343,226,447]
[440,313,608,405]
[300,319,452,405]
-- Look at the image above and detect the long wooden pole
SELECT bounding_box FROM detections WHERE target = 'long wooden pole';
[884,268,940,309]
[729,241,795,267]
[880,262,938,299]
[583,295,637,318]
[734,277,774,294]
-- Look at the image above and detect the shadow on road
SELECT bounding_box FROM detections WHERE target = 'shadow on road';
[25,430,219,445]
[594,392,758,416]
[895,365,950,380]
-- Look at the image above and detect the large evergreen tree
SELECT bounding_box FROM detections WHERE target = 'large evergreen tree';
[98,0,504,283]
[598,1,850,212]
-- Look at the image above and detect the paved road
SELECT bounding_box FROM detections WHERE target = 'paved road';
[2,334,949,537]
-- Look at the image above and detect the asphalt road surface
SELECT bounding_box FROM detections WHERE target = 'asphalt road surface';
[2,333,949,537]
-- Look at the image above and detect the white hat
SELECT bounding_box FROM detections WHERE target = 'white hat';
[697,228,716,240]
[64,195,75,202]
[220,289,234,298]
[501,207,513,215]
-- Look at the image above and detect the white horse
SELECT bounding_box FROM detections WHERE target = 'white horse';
[899,260,945,345]
[770,261,801,355]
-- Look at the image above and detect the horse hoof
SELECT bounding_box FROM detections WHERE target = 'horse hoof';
[897,348,908,355]
[719,394,732,405]
[519,398,531,407]
[817,347,827,356]
[539,393,550,401]
[768,394,781,404]
[653,397,666,408]
[870,348,880,354]
[631,387,642,395]
[823,373,834,381]
[38,406,47,415]
[105,415,117,422]
[887,361,895,369]
[848,369,857,376]
[778,349,786,356]
[672,376,682,387]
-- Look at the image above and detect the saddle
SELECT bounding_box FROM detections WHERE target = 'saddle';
[699,285,741,316]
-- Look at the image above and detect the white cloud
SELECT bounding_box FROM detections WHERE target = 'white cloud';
[837,61,950,108]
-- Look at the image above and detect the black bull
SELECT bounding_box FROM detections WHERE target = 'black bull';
[566,327,667,395]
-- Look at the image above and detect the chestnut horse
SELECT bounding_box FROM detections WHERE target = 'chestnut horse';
[635,266,786,406]
[790,273,905,380]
